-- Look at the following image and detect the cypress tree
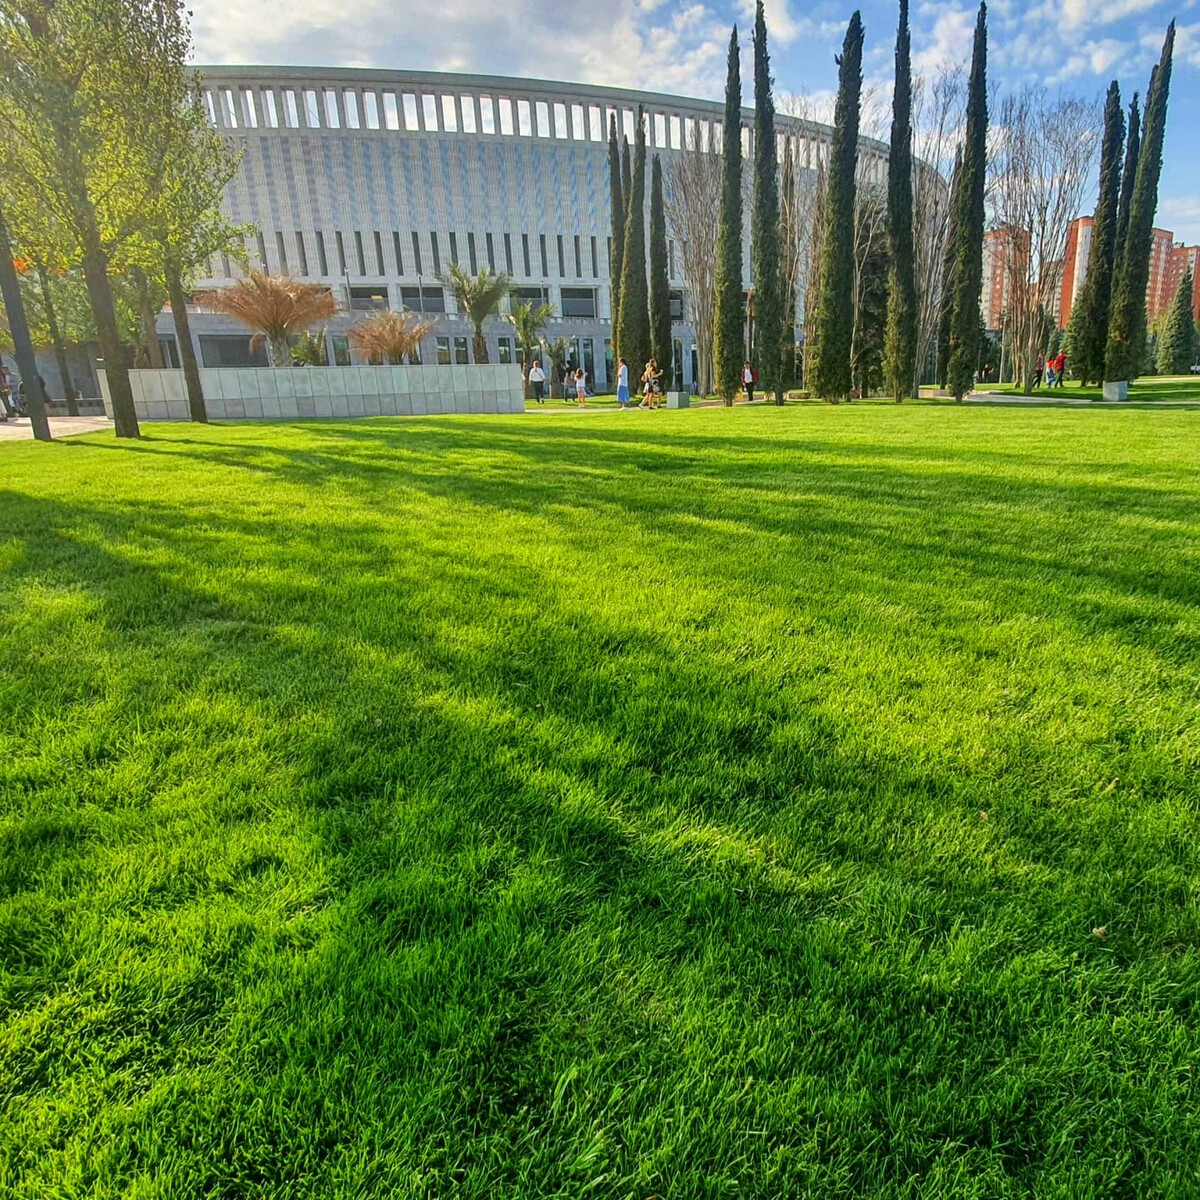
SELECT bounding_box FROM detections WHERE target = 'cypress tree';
[1112,94,1140,279]
[811,11,863,402]
[779,137,798,392]
[713,25,744,404]
[936,146,962,388]
[1157,267,1194,374]
[649,155,672,380]
[885,0,918,401]
[1107,23,1174,384]
[1068,81,1124,386]
[615,106,650,377]
[608,114,625,342]
[751,0,783,403]
[946,2,988,402]
[621,138,632,231]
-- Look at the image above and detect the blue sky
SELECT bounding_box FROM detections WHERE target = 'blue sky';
[190,0,1200,241]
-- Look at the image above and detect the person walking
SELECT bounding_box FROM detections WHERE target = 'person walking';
[615,357,631,408]
[1032,354,1044,389]
[1052,350,1066,388]
[1045,357,1056,387]
[742,360,755,403]
[0,361,12,419]
[574,366,588,407]
[527,358,546,404]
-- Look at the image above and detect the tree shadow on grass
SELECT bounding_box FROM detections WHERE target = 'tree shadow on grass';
[2,484,1199,1195]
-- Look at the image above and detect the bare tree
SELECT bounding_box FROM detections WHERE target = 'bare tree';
[665,148,722,396]
[912,68,966,385]
[851,177,888,394]
[989,89,1099,391]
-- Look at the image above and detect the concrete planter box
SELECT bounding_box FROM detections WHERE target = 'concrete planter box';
[1102,380,1128,402]
[665,391,690,409]
[100,364,526,421]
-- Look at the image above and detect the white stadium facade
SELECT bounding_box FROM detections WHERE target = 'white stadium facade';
[167,66,915,391]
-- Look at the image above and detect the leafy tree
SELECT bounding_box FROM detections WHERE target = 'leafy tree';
[648,156,672,380]
[507,299,553,396]
[713,25,744,405]
[1112,94,1140,287]
[811,12,864,402]
[1156,268,1194,374]
[438,264,512,363]
[751,0,783,404]
[1107,23,1174,383]
[1068,82,1124,386]
[621,138,631,238]
[884,0,918,401]
[946,3,988,402]
[608,114,625,340]
[203,272,339,366]
[615,107,650,378]
[0,201,50,438]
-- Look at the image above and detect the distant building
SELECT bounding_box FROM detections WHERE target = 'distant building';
[1146,228,1176,325]
[981,226,1030,331]
[1058,216,1093,328]
[1162,243,1200,324]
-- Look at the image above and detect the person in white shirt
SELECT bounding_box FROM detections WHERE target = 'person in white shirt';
[616,357,631,408]
[574,367,588,407]
[527,359,546,404]
[742,361,755,403]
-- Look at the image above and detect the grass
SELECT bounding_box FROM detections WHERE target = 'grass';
[2,405,1199,1198]
[973,374,1200,402]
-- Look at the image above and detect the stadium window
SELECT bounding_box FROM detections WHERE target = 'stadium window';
[574,235,582,279]
[255,232,268,268]
[283,89,300,128]
[556,234,565,277]
[316,231,329,275]
[521,234,530,276]
[392,231,404,274]
[670,114,681,150]
[383,92,400,130]
[332,335,350,366]
[349,285,388,310]
[436,336,450,364]
[203,90,217,125]
[324,89,340,128]
[498,97,514,135]
[654,112,666,147]
[374,231,385,275]
[430,232,440,274]
[303,89,320,127]
[402,94,420,131]
[539,234,548,277]
[454,336,469,364]
[467,232,477,273]
[441,95,457,132]
[274,231,288,272]
[497,337,512,363]
[571,104,585,140]
[622,108,634,142]
[536,101,550,138]
[243,89,258,127]
[363,91,379,129]
[410,232,423,274]
[606,106,618,137]
[503,233,513,274]
[684,117,696,150]
[262,90,278,128]
[588,105,602,141]
[460,95,476,133]
[553,102,568,139]
[699,120,710,152]
[354,231,366,275]
[560,288,596,318]
[485,232,495,272]
[669,289,684,320]
[335,231,347,274]
[421,94,438,131]
[517,99,532,136]
[221,89,238,128]
[590,236,598,278]
[400,285,444,312]
[344,90,360,129]
[294,231,308,275]
[480,95,495,134]
[448,231,458,265]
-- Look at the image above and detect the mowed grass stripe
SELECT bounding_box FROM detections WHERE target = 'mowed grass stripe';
[1,405,1198,1198]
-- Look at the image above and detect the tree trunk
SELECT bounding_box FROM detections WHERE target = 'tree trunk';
[472,327,489,363]
[268,336,291,368]
[141,299,165,369]
[165,258,206,422]
[81,243,139,437]
[0,204,51,441]
[37,262,79,416]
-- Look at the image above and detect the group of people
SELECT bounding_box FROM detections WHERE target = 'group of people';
[526,360,590,407]
[1033,351,1068,389]
[615,358,667,409]
[0,361,45,419]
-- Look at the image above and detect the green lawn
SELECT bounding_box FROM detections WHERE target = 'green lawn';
[2,407,1199,1198]
[973,374,1200,403]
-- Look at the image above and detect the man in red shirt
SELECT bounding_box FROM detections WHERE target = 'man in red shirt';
[1052,351,1066,387]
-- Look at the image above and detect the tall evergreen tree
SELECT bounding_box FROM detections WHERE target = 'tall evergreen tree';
[1157,267,1194,374]
[946,2,988,402]
[1107,23,1174,384]
[936,146,962,388]
[608,114,625,343]
[1112,94,1140,279]
[1067,81,1124,386]
[884,0,918,401]
[649,155,672,379]
[713,25,744,404]
[811,11,864,401]
[615,107,650,377]
[751,0,783,403]
[621,138,632,230]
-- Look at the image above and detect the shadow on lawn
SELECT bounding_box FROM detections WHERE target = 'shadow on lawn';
[4,424,1200,1194]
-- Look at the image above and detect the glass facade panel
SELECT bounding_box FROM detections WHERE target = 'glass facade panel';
[402,94,420,130]
[460,95,476,133]
[303,89,320,127]
[441,94,457,131]
[571,104,585,140]
[436,337,451,365]
[422,94,439,130]
[498,97,514,135]
[454,336,469,364]
[480,95,495,133]
[344,90,360,128]
[263,90,279,128]
[324,89,340,128]
[363,91,379,129]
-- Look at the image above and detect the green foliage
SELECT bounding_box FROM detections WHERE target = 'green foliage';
[438,264,512,363]
[608,115,625,340]
[1067,83,1124,386]
[947,3,988,401]
[936,148,962,389]
[648,156,672,379]
[291,329,328,367]
[1156,268,1194,374]
[506,299,554,368]
[778,140,798,393]
[5,409,1200,1195]
[1107,24,1174,383]
[713,26,744,403]
[854,194,890,395]
[1111,94,1141,285]
[751,0,782,403]
[615,108,650,379]
[884,0,918,401]
[811,11,863,401]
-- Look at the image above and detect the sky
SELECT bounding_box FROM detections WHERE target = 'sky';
[189,0,1200,242]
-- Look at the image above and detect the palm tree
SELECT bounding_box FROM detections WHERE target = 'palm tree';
[438,264,512,363]
[544,335,569,399]
[507,299,554,396]
[291,329,329,366]
[348,309,435,364]
[202,271,339,367]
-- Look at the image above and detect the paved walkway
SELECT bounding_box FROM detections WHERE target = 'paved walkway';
[965,394,1200,407]
[0,415,113,442]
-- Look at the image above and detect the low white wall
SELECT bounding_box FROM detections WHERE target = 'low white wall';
[100,363,526,421]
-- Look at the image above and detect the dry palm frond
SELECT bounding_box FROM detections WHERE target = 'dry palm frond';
[347,309,435,364]
[200,271,339,365]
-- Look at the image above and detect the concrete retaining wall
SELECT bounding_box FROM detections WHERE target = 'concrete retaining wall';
[100,364,526,420]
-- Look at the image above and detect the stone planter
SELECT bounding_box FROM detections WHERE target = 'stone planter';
[665,391,690,409]
[1102,380,1128,402]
